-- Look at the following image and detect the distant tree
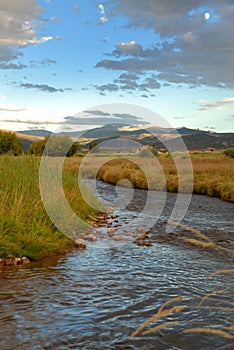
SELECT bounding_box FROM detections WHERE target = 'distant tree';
[67,141,81,157]
[224,148,234,158]
[29,135,80,157]
[89,141,99,153]
[0,131,22,155]
[137,145,158,158]
[29,138,46,156]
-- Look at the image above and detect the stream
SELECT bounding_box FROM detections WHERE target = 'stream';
[0,181,233,350]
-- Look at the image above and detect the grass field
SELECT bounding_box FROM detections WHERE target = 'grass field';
[87,151,234,202]
[0,155,100,260]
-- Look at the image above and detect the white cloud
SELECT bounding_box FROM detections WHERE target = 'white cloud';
[98,3,108,24]
[98,4,105,15]
[0,0,59,65]
[99,16,108,24]
[96,1,234,90]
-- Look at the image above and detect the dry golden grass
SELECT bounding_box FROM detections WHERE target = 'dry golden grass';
[182,328,234,339]
[130,292,234,340]
[82,152,234,201]
[168,221,234,255]
[207,269,234,279]
[130,225,234,347]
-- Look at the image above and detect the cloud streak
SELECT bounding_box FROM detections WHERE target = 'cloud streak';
[0,106,26,112]
[65,110,150,125]
[198,97,234,110]
[0,118,59,125]
[20,83,73,93]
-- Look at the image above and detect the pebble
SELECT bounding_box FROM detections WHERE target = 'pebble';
[112,236,121,241]
[0,256,31,267]
[134,241,153,247]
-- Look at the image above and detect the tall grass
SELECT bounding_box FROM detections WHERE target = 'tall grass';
[0,155,100,260]
[90,152,234,201]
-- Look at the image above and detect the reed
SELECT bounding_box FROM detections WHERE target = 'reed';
[130,293,234,340]
[130,226,234,347]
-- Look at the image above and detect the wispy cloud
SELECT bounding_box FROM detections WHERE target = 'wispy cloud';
[0,118,60,125]
[198,97,234,110]
[65,110,150,125]
[20,83,73,93]
[0,106,26,112]
[29,58,57,67]
[0,62,27,70]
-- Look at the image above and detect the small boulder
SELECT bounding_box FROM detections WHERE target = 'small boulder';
[4,256,16,266]
[15,258,22,265]
[75,239,87,250]
[21,257,30,264]
[84,234,97,242]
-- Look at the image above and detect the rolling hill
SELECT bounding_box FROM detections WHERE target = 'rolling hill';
[11,125,234,151]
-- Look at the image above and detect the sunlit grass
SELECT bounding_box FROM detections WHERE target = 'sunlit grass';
[0,155,100,260]
[82,152,234,201]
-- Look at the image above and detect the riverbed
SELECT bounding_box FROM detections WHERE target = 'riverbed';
[0,182,233,350]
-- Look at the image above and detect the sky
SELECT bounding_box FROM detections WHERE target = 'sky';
[0,0,234,133]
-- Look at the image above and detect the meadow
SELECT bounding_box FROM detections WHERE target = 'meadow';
[85,151,234,202]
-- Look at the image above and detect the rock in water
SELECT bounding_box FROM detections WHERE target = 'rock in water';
[75,239,87,250]
[21,257,30,264]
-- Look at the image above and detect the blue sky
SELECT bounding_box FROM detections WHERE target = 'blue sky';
[0,0,233,132]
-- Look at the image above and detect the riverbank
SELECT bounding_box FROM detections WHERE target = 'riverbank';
[94,152,234,202]
[1,152,233,262]
[0,155,102,262]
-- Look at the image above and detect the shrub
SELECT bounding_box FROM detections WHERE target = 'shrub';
[30,135,80,157]
[0,131,22,155]
[137,145,158,158]
[224,148,234,158]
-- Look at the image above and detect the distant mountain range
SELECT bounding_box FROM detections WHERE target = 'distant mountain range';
[17,129,53,137]
[15,125,234,151]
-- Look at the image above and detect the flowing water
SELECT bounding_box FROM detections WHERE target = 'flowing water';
[0,182,233,350]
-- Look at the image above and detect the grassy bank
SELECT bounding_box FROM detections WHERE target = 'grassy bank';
[0,155,101,260]
[81,152,234,202]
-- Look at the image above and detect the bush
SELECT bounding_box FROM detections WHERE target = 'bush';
[0,131,22,155]
[89,141,99,153]
[137,145,158,158]
[30,135,80,157]
[224,149,234,158]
